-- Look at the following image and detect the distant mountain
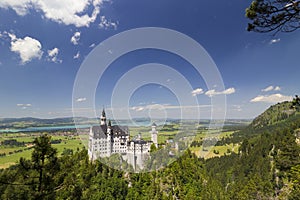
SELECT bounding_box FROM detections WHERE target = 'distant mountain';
[250,101,296,129]
[0,117,97,129]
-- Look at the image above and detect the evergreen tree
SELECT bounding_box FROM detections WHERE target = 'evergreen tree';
[246,0,300,33]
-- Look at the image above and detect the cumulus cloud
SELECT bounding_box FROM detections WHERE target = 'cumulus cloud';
[47,47,61,63]
[262,85,281,92]
[250,93,292,103]
[205,87,235,97]
[9,33,43,64]
[76,97,87,102]
[269,38,280,44]
[191,88,204,96]
[71,31,81,45]
[0,0,32,16]
[0,0,104,27]
[99,16,117,29]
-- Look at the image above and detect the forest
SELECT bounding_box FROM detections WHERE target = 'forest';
[0,100,300,199]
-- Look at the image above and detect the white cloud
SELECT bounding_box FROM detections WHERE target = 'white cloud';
[47,47,61,63]
[0,0,104,27]
[262,85,281,92]
[274,86,281,91]
[76,97,87,102]
[205,87,235,97]
[48,47,58,57]
[131,106,145,112]
[73,51,80,59]
[17,103,32,109]
[9,33,43,64]
[17,103,31,107]
[99,15,117,29]
[269,38,280,44]
[191,88,204,96]
[262,86,274,92]
[250,93,292,103]
[130,104,211,112]
[71,31,81,45]
[0,0,32,16]
[223,88,235,95]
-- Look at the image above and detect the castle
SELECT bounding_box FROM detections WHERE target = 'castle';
[88,109,158,170]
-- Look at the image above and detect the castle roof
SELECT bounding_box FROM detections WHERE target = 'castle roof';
[111,125,129,137]
[131,139,148,145]
[92,125,107,139]
[91,124,129,139]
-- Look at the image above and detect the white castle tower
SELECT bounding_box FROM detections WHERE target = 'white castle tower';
[150,123,158,148]
[107,120,112,157]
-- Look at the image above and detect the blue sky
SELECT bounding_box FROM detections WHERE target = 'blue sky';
[0,0,299,119]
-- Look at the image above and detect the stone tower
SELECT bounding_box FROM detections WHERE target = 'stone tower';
[150,122,158,148]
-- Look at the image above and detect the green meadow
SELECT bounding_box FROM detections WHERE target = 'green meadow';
[0,124,241,168]
[0,134,84,168]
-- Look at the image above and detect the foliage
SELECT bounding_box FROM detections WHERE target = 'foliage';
[1,101,300,199]
[250,101,293,129]
[1,139,25,147]
[246,0,300,33]
[292,95,300,111]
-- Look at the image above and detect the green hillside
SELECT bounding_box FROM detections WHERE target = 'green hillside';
[0,101,299,199]
[250,101,295,129]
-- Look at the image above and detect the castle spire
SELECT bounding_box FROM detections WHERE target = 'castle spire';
[102,108,106,117]
[100,108,106,125]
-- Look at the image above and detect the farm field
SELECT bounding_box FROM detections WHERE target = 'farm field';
[0,133,84,168]
[190,130,240,158]
[0,123,242,168]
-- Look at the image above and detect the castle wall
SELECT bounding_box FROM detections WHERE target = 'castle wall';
[88,109,155,171]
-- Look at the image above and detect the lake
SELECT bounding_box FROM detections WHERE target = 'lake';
[0,120,170,133]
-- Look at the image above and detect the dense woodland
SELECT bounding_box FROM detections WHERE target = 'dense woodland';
[0,101,300,199]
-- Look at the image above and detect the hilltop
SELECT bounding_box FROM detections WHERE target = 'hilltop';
[250,101,295,129]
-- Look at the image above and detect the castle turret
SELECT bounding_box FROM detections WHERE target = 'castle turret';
[107,119,112,156]
[107,119,112,134]
[150,123,158,148]
[100,108,106,125]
